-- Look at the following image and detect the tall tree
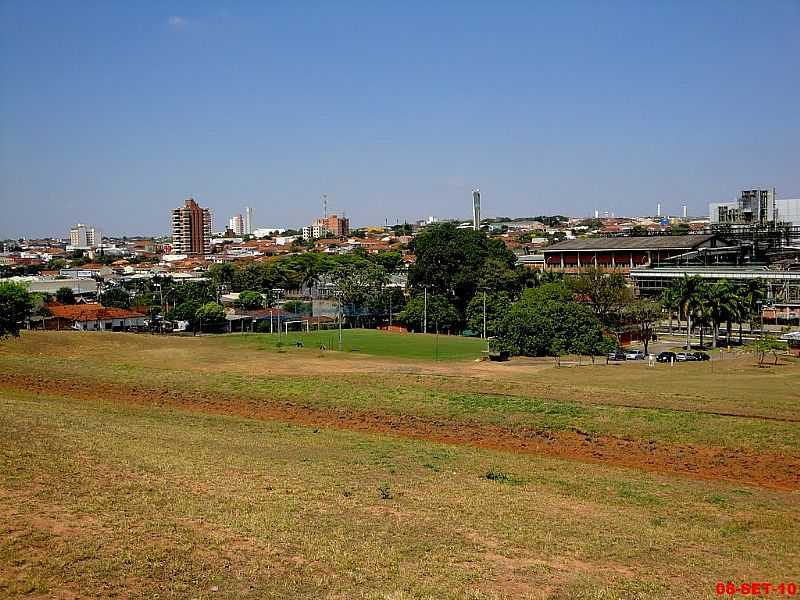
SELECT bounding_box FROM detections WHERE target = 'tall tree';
[674,275,705,350]
[705,280,738,348]
[660,287,678,334]
[408,223,517,316]
[0,282,34,338]
[741,279,767,335]
[208,262,236,295]
[466,291,512,338]
[627,299,662,355]
[570,267,632,330]
[331,262,389,327]
[495,284,606,360]
[398,293,460,333]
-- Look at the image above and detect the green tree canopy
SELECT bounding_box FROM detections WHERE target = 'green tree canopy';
[398,293,460,333]
[570,267,632,329]
[626,299,662,355]
[466,291,512,338]
[195,302,226,331]
[234,290,266,310]
[408,223,518,315]
[331,262,388,325]
[369,251,404,274]
[0,282,34,338]
[55,287,76,305]
[496,285,607,359]
[99,287,131,309]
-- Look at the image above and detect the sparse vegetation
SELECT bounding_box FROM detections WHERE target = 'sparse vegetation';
[0,331,797,599]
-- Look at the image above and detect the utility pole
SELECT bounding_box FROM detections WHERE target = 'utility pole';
[338,293,343,351]
[423,287,428,334]
[483,289,487,340]
[388,290,393,328]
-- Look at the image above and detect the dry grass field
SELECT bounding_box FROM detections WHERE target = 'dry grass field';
[2,331,799,599]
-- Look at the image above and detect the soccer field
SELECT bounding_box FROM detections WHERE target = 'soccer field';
[223,328,488,361]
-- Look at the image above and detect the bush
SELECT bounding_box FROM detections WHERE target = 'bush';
[378,482,393,500]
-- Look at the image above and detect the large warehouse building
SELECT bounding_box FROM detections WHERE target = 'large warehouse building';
[542,234,729,273]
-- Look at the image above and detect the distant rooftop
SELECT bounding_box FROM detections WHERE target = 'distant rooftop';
[545,234,717,252]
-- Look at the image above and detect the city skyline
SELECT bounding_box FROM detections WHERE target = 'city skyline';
[1,1,799,238]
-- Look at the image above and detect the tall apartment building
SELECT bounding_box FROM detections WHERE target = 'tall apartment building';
[171,198,211,255]
[244,206,253,235]
[228,213,245,236]
[69,224,101,248]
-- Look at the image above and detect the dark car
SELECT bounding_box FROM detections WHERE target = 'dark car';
[607,350,626,361]
[693,351,711,361]
[656,351,676,363]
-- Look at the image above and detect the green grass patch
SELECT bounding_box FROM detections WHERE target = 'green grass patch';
[219,329,487,361]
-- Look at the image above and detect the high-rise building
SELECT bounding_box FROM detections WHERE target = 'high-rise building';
[69,224,101,248]
[228,214,245,236]
[472,189,481,231]
[244,207,253,235]
[171,198,211,255]
[304,214,349,240]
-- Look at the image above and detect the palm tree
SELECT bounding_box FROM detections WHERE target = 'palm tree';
[660,287,678,333]
[693,287,713,348]
[674,275,705,350]
[741,279,767,337]
[706,280,738,349]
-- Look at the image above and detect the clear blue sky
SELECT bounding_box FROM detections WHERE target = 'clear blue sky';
[1,1,798,238]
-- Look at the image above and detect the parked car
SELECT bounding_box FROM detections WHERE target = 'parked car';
[625,350,645,360]
[693,351,711,361]
[656,351,676,363]
[607,350,626,361]
[675,352,690,361]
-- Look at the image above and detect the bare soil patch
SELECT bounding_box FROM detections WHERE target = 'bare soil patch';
[3,374,798,492]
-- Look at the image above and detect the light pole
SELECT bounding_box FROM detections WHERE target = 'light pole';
[423,287,428,334]
[483,289,487,340]
[335,291,343,351]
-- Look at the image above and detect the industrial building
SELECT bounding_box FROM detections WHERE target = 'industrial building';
[542,234,728,273]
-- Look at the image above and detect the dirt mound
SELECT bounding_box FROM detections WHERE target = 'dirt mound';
[3,373,798,492]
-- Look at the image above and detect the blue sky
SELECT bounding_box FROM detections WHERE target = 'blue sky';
[1,1,799,237]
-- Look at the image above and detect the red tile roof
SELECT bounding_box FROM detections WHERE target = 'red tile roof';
[46,303,145,322]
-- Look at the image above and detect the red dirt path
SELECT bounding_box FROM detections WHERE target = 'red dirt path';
[3,374,798,492]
